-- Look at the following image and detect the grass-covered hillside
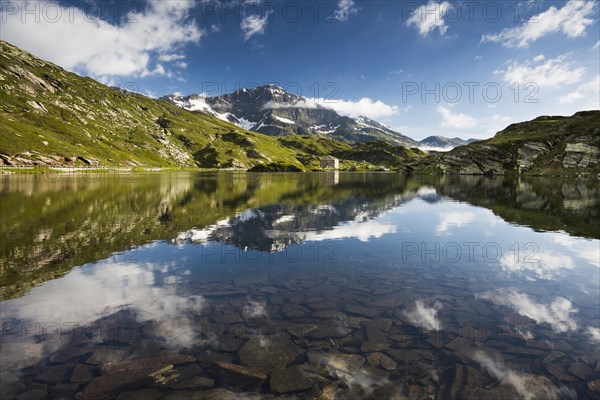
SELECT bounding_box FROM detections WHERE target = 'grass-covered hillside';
[411,111,600,176]
[0,41,425,171]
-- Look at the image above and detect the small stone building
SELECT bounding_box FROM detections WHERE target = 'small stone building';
[320,156,339,170]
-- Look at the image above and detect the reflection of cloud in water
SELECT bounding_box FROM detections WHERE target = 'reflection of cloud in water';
[1,262,205,348]
[403,300,442,331]
[587,327,600,343]
[552,234,600,268]
[478,288,577,333]
[243,299,267,318]
[302,219,397,243]
[499,252,574,280]
[435,211,475,235]
[473,351,574,400]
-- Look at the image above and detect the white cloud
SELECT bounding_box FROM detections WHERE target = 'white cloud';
[321,97,399,119]
[406,1,451,37]
[481,0,595,48]
[403,300,442,330]
[473,352,573,400]
[241,12,272,41]
[0,0,201,78]
[159,53,186,62]
[594,41,600,50]
[333,0,358,22]
[478,288,578,333]
[533,54,545,62]
[437,106,477,129]
[264,97,400,119]
[435,211,476,234]
[501,55,586,87]
[559,75,600,104]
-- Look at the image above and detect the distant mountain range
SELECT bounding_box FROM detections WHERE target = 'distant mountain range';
[161,86,464,150]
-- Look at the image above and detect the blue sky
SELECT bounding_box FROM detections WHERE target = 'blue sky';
[2,0,599,139]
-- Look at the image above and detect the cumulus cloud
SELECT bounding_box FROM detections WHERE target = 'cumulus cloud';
[478,288,578,333]
[321,97,399,119]
[263,97,399,119]
[0,0,201,79]
[241,12,272,41]
[481,0,595,48]
[403,300,442,330]
[406,1,451,37]
[333,0,358,22]
[559,75,600,104]
[499,55,585,88]
[437,106,477,129]
[473,351,574,400]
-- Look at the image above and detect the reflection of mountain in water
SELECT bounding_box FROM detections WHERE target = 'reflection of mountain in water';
[1,172,598,299]
[431,176,600,239]
[176,188,439,252]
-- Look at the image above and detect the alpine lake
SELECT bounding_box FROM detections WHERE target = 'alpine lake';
[1,172,599,400]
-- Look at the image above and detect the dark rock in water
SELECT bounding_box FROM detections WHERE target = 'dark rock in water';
[79,370,151,399]
[116,389,162,400]
[212,361,267,391]
[542,351,565,365]
[568,362,593,380]
[163,363,205,388]
[366,352,397,371]
[49,346,93,364]
[0,370,26,399]
[238,333,304,372]
[15,388,48,400]
[345,304,382,318]
[211,335,245,352]
[360,322,390,352]
[162,388,268,400]
[269,366,313,393]
[71,363,96,383]
[36,364,69,384]
[100,354,196,374]
[324,353,365,375]
[307,321,350,339]
[170,375,215,390]
[545,363,578,382]
[86,347,128,365]
[196,350,234,368]
[287,323,318,338]
[49,383,80,399]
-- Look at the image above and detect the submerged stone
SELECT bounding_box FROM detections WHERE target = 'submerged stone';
[238,333,304,372]
[212,361,267,391]
[269,366,313,393]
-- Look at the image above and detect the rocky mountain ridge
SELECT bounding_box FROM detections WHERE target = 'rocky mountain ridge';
[161,85,420,147]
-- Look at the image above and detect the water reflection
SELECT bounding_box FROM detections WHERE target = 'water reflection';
[1,173,599,399]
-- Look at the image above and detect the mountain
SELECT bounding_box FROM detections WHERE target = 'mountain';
[161,86,419,147]
[410,111,600,176]
[418,136,477,150]
[0,41,425,171]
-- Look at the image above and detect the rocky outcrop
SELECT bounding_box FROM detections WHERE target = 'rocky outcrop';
[411,111,600,176]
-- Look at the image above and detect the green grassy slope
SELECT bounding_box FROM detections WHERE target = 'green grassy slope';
[0,41,424,171]
[0,41,305,169]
